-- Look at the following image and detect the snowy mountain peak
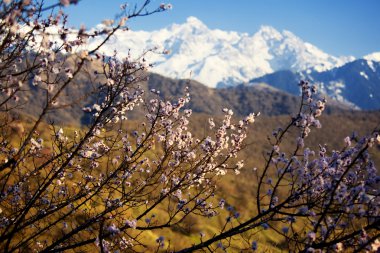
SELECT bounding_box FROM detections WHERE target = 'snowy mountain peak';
[364,52,380,62]
[256,25,282,39]
[185,16,205,27]
[167,16,208,34]
[255,26,301,42]
[88,16,365,88]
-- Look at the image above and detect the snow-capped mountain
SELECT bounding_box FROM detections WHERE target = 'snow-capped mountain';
[364,52,380,62]
[250,59,380,110]
[87,16,356,88]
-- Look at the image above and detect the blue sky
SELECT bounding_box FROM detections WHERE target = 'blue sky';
[63,0,380,57]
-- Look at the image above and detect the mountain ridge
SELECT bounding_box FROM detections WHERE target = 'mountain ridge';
[87,16,365,88]
[2,66,355,127]
[250,59,380,109]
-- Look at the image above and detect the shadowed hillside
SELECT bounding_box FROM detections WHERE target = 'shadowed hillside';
[148,73,353,117]
[2,63,355,127]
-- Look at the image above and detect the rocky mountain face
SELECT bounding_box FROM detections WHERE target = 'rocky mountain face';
[250,59,380,110]
[86,17,380,109]
[88,17,356,88]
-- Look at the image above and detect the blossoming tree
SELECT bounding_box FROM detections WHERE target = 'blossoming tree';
[0,0,378,252]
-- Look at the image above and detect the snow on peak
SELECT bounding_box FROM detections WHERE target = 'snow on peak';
[256,25,282,39]
[87,16,356,88]
[364,52,380,62]
[166,16,208,35]
[185,16,205,27]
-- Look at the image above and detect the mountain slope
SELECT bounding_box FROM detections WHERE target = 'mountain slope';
[250,59,380,109]
[148,74,299,116]
[87,17,355,88]
[3,67,353,127]
[147,73,352,117]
